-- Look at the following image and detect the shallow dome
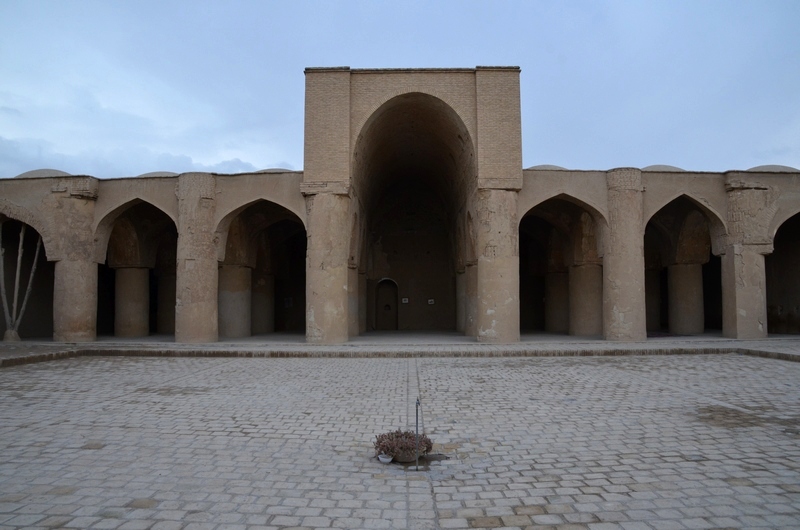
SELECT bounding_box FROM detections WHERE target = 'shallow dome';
[526,164,567,170]
[642,165,685,172]
[134,171,179,178]
[14,169,72,179]
[256,168,294,173]
[746,165,799,172]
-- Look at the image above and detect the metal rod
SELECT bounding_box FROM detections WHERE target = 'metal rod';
[14,235,41,331]
[11,224,25,323]
[415,398,420,471]
[0,222,13,329]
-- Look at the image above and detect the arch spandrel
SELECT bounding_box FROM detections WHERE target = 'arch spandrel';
[93,180,179,234]
[214,173,306,231]
[641,170,727,235]
[0,199,57,261]
[518,170,610,228]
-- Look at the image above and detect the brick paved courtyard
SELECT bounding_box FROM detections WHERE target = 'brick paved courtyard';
[1,354,799,529]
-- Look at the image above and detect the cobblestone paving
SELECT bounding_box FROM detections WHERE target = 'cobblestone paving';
[0,354,799,529]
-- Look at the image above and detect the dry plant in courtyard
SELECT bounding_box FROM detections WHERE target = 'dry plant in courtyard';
[374,429,433,462]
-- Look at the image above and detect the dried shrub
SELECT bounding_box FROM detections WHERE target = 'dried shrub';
[374,429,433,461]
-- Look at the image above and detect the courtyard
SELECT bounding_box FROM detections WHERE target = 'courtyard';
[1,353,799,529]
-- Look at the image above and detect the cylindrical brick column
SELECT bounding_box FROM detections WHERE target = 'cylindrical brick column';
[668,263,704,335]
[218,264,252,338]
[544,272,569,333]
[603,168,647,341]
[476,189,520,343]
[53,259,97,342]
[157,271,176,335]
[569,263,603,336]
[645,268,661,332]
[114,267,149,338]
[305,192,350,343]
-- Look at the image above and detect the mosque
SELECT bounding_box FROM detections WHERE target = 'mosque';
[1,67,799,344]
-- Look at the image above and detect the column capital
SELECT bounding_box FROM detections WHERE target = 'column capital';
[606,167,643,192]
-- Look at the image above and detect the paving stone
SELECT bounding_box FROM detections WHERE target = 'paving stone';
[0,353,799,529]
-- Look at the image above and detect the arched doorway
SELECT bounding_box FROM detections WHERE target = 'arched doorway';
[217,200,306,338]
[375,279,399,330]
[644,197,723,335]
[352,93,475,333]
[0,217,54,340]
[97,201,178,338]
[519,197,604,337]
[766,212,800,334]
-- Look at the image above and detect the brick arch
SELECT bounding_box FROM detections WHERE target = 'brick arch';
[214,199,305,263]
[645,192,726,232]
[769,205,800,241]
[352,91,476,214]
[519,192,609,232]
[766,209,800,334]
[0,199,57,261]
[645,193,727,256]
[351,85,477,156]
[93,199,177,264]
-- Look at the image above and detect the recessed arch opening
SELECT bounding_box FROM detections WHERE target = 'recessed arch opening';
[375,278,399,331]
[519,196,604,337]
[353,93,475,333]
[217,200,306,339]
[0,216,54,340]
[766,212,800,334]
[97,201,178,339]
[644,196,723,336]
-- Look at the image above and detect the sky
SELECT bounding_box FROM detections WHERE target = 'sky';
[1,0,799,178]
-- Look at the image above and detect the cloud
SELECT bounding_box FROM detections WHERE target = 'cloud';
[0,136,291,178]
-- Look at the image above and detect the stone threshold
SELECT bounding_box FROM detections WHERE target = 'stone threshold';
[1,343,798,368]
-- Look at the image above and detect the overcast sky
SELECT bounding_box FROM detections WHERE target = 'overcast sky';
[1,0,798,178]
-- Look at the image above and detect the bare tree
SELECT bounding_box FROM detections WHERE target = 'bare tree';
[1,221,42,341]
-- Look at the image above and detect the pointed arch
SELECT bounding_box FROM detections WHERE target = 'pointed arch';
[214,198,305,263]
[769,205,800,240]
[0,199,56,261]
[519,195,605,337]
[353,91,475,334]
[519,193,609,232]
[93,199,177,264]
[644,195,723,335]
[766,211,800,334]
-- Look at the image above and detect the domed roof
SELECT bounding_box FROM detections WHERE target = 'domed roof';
[746,165,799,172]
[14,169,72,178]
[134,171,179,178]
[257,168,294,173]
[642,165,685,172]
[526,164,567,170]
